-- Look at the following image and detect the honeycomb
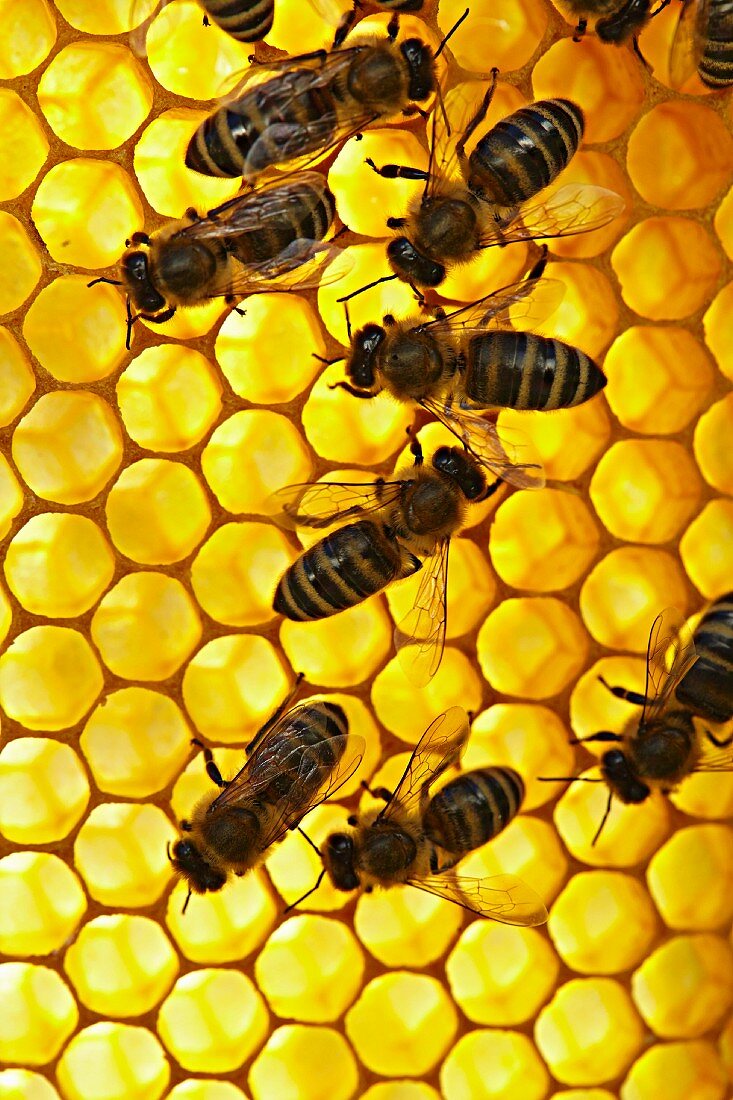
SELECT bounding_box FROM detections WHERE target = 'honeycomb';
[0,0,731,1097]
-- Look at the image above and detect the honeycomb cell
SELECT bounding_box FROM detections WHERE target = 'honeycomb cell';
[0,1071,60,1100]
[716,184,733,260]
[74,802,176,908]
[477,598,589,700]
[255,914,364,1023]
[694,395,733,495]
[0,626,103,731]
[580,547,689,651]
[91,572,202,681]
[215,294,326,405]
[65,914,178,1018]
[166,870,277,966]
[632,934,733,1039]
[248,1025,358,1100]
[354,883,463,968]
[0,738,89,845]
[555,1094,615,1100]
[0,456,23,540]
[498,401,611,483]
[0,90,48,201]
[647,824,733,931]
[603,326,715,434]
[621,1041,728,1100]
[318,242,420,348]
[0,962,78,1065]
[117,346,223,451]
[612,217,721,320]
[361,1087,439,1100]
[704,281,733,380]
[265,0,350,52]
[573,659,649,748]
[671,768,733,822]
[447,921,559,1026]
[490,489,599,592]
[680,499,733,600]
[266,803,356,914]
[181,634,293,743]
[192,523,296,628]
[167,1086,247,1100]
[459,815,568,907]
[627,102,733,210]
[37,43,152,149]
[0,586,13,647]
[548,871,658,974]
[590,440,701,544]
[280,600,393,689]
[23,276,128,384]
[329,129,428,239]
[371,648,483,744]
[0,852,86,958]
[0,212,42,315]
[0,0,56,78]
[5,513,115,618]
[54,0,157,33]
[106,459,212,566]
[439,0,547,72]
[535,978,644,1086]
[12,391,123,505]
[543,261,619,360]
[145,0,252,100]
[440,1029,550,1100]
[56,1023,170,1100]
[0,329,34,427]
[140,298,227,343]
[158,969,268,1073]
[81,688,192,799]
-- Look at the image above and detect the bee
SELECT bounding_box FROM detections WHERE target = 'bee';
[169,678,365,911]
[289,707,547,924]
[88,172,339,349]
[271,438,497,684]
[670,0,733,88]
[553,0,660,50]
[541,595,733,844]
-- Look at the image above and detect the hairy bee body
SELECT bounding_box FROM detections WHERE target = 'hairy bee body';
[676,592,733,723]
[700,0,733,85]
[423,767,524,857]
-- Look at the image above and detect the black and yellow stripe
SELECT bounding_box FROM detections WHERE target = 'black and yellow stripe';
[676,592,733,723]
[228,176,335,266]
[203,0,273,41]
[423,767,524,856]
[256,702,350,804]
[699,0,733,88]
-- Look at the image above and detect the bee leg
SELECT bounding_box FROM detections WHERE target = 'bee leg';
[183,207,200,223]
[360,780,392,803]
[706,728,733,748]
[409,435,424,466]
[202,13,209,26]
[591,790,614,846]
[386,217,407,229]
[365,158,430,181]
[332,2,359,49]
[337,273,398,304]
[315,353,346,366]
[225,296,246,317]
[598,676,647,707]
[144,307,176,325]
[569,730,623,745]
[573,17,587,42]
[477,477,502,501]
[87,276,123,288]
[455,67,499,164]
[192,739,229,788]
[386,12,400,41]
[127,230,151,246]
[179,819,193,832]
[329,380,376,399]
[246,673,306,755]
[283,868,326,913]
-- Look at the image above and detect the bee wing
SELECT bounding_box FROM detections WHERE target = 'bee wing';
[380,706,471,820]
[408,872,549,925]
[221,240,352,297]
[394,537,449,687]
[640,608,698,730]
[694,731,733,772]
[669,0,709,88]
[264,478,408,529]
[418,277,565,335]
[479,184,626,248]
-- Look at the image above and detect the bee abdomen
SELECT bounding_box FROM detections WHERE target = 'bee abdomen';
[423,767,524,856]
[273,520,402,621]
[230,177,335,266]
[463,331,605,410]
[468,99,584,207]
[699,0,733,87]
[263,702,350,800]
[204,0,274,41]
[676,592,733,723]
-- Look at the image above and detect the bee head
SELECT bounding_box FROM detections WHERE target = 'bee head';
[601,747,650,804]
[323,832,360,892]
[399,38,436,102]
[121,248,166,315]
[432,446,487,500]
[169,838,227,895]
[387,237,445,288]
[347,323,386,390]
[596,0,650,41]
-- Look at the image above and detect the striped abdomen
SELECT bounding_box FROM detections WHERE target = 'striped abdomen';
[273,520,403,621]
[699,0,733,87]
[186,70,338,178]
[253,702,349,804]
[230,176,335,267]
[676,592,733,723]
[423,767,524,856]
[462,331,605,410]
[203,0,273,40]
[468,99,584,207]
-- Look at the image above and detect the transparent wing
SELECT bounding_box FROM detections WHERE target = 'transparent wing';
[641,608,698,730]
[480,184,626,248]
[380,706,471,820]
[394,538,449,687]
[669,0,708,88]
[264,478,408,529]
[694,729,733,772]
[216,240,351,298]
[418,276,565,336]
[171,173,330,241]
[408,872,549,925]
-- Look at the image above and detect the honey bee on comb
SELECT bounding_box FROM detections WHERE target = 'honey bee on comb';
[554,0,663,52]
[669,0,733,87]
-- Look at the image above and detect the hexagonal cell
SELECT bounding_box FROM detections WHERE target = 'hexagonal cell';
[694,394,733,494]
[329,129,428,239]
[704,281,733,381]
[632,933,733,1039]
[166,1084,247,1100]
[680,499,733,600]
[37,42,152,149]
[0,90,48,201]
[166,869,277,965]
[0,212,42,315]
[621,1041,728,1100]
[255,914,363,1023]
[280,600,393,689]
[647,824,733,931]
[439,0,546,70]
[54,0,157,32]
[81,687,192,799]
[192,522,296,628]
[354,883,463,968]
[145,0,252,99]
[477,598,589,700]
[441,1029,550,1100]
[248,1025,358,1100]
[580,547,689,651]
[106,459,211,566]
[459,815,568,907]
[65,914,178,1018]
[603,326,715,434]
[361,1086,440,1100]
[548,871,658,974]
[490,489,599,592]
[571,657,648,747]
[0,963,78,1065]
[447,921,559,1026]
[117,345,222,450]
[318,241,421,348]
[0,0,56,78]
[0,455,23,540]
[554,1093,616,1100]
[590,440,701,544]
[499,401,610,484]
[12,391,123,505]
[0,1070,61,1100]
[535,978,644,1086]
[91,572,202,681]
[56,1023,170,1100]
[0,852,86,958]
[0,626,103,731]
[612,217,721,320]
[0,738,89,845]
[715,183,733,261]
[671,766,733,821]
[74,802,176,908]
[371,648,483,744]
[266,803,356,915]
[543,261,619,360]
[0,328,34,427]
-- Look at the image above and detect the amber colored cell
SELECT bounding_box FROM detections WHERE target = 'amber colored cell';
[354,885,463,968]
[65,914,178,1018]
[543,262,619,359]
[554,1093,615,1100]
[266,803,354,914]
[106,459,211,566]
[612,217,721,320]
[0,212,42,315]
[0,1070,60,1100]
[81,688,192,798]
[647,824,733,931]
[548,871,658,974]
[632,933,733,1039]
[215,294,326,405]
[621,1041,728,1100]
[704,281,733,380]
[671,768,733,821]
[439,0,547,71]
[56,1023,170,1100]
[117,345,222,450]
[280,600,393,689]
[361,1086,439,1100]
[447,922,559,1026]
[603,326,715,434]
[203,410,311,513]
[318,242,420,347]
[329,129,428,239]
[146,1,252,100]
[372,648,483,743]
[0,963,77,1066]
[0,853,86,958]
[140,299,227,343]
[680,499,733,600]
[535,978,644,1086]
[715,184,733,260]
[0,738,89,845]
[74,802,176,908]
[0,329,34,427]
[498,402,611,483]
[192,523,295,628]
[535,152,631,260]
[0,0,55,78]
[570,655,647,746]
[459,815,568,907]
[166,871,277,966]
[694,395,733,494]
[54,0,157,33]
[0,626,103,731]
[248,1025,358,1100]
[167,1085,247,1100]
[12,391,123,505]
[0,90,48,200]
[0,456,23,540]
[441,1030,549,1100]
[91,572,202,681]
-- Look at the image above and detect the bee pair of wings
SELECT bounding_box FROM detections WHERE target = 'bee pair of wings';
[668,0,713,88]
[373,707,548,925]
[204,701,366,851]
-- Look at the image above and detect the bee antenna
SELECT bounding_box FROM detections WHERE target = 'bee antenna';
[181,888,192,915]
[338,274,398,304]
[283,868,326,914]
[87,276,123,288]
[591,789,613,846]
[166,842,173,862]
[434,7,469,58]
[125,297,137,351]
